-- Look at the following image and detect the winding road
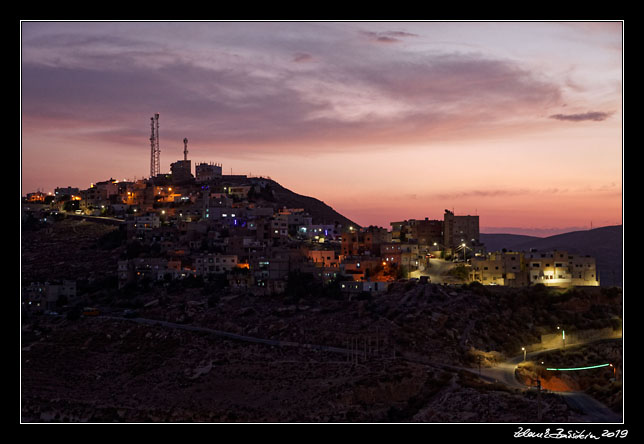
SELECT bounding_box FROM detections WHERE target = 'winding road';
[475,345,622,423]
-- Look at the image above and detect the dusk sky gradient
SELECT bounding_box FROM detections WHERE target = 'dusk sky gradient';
[20,21,623,236]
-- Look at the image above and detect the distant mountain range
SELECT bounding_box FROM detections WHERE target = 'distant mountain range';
[480,225,623,287]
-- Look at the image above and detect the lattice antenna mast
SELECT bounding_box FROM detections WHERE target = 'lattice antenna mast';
[149,113,161,177]
[154,113,161,176]
[149,116,156,177]
[183,137,188,161]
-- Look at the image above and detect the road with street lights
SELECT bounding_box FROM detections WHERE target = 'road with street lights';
[421,258,461,284]
[475,340,622,422]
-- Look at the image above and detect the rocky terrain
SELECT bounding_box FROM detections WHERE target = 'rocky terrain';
[21,277,623,422]
[22,313,587,423]
[21,218,121,284]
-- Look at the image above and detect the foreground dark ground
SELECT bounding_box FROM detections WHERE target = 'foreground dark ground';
[21,280,622,422]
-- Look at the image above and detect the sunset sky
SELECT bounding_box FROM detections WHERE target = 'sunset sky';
[20,21,623,236]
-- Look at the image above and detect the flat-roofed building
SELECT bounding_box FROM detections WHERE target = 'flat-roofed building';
[194,253,238,276]
[526,250,599,287]
[470,251,528,287]
[443,209,480,252]
[469,250,599,287]
[195,162,222,182]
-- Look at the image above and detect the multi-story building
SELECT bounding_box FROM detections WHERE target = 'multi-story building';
[277,208,313,234]
[341,256,384,281]
[170,159,193,184]
[54,186,80,199]
[299,264,340,284]
[195,162,223,182]
[194,253,239,276]
[227,186,252,199]
[443,209,480,251]
[413,218,443,246]
[391,218,443,246]
[133,213,161,230]
[341,226,391,256]
[297,224,342,241]
[380,242,420,268]
[305,248,340,267]
[81,179,119,202]
[469,251,528,287]
[22,280,77,311]
[270,214,289,239]
[117,258,173,288]
[525,250,599,287]
[469,250,599,287]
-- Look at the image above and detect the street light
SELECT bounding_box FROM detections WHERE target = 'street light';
[522,347,526,361]
[556,326,566,349]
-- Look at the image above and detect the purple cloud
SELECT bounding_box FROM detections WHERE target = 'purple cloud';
[21,24,567,157]
[360,30,418,43]
[549,111,613,122]
[292,52,313,63]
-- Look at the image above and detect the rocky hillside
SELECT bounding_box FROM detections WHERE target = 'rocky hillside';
[22,277,622,422]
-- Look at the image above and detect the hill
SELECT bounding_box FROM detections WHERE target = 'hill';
[482,226,622,287]
[268,180,359,228]
[219,175,359,228]
[478,233,540,252]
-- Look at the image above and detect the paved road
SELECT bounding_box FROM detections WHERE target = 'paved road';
[423,259,460,284]
[475,345,622,423]
[558,391,622,423]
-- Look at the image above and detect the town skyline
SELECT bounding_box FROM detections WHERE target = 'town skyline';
[21,21,623,236]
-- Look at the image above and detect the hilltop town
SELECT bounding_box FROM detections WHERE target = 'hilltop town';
[22,136,605,314]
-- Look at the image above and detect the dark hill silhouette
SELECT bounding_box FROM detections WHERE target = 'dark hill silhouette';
[219,175,359,228]
[481,225,622,287]
[269,180,359,228]
[478,233,540,252]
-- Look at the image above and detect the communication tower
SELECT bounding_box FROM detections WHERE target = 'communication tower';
[149,113,161,177]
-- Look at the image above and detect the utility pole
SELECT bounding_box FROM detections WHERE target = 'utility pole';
[562,329,566,349]
[537,379,542,422]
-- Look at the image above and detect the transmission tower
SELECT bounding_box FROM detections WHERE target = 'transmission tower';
[149,113,160,178]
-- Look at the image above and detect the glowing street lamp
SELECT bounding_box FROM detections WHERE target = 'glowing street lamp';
[522,347,526,361]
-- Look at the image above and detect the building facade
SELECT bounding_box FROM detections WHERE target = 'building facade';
[443,209,480,251]
[469,250,599,287]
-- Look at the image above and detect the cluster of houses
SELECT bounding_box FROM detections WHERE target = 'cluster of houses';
[22,152,599,311]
